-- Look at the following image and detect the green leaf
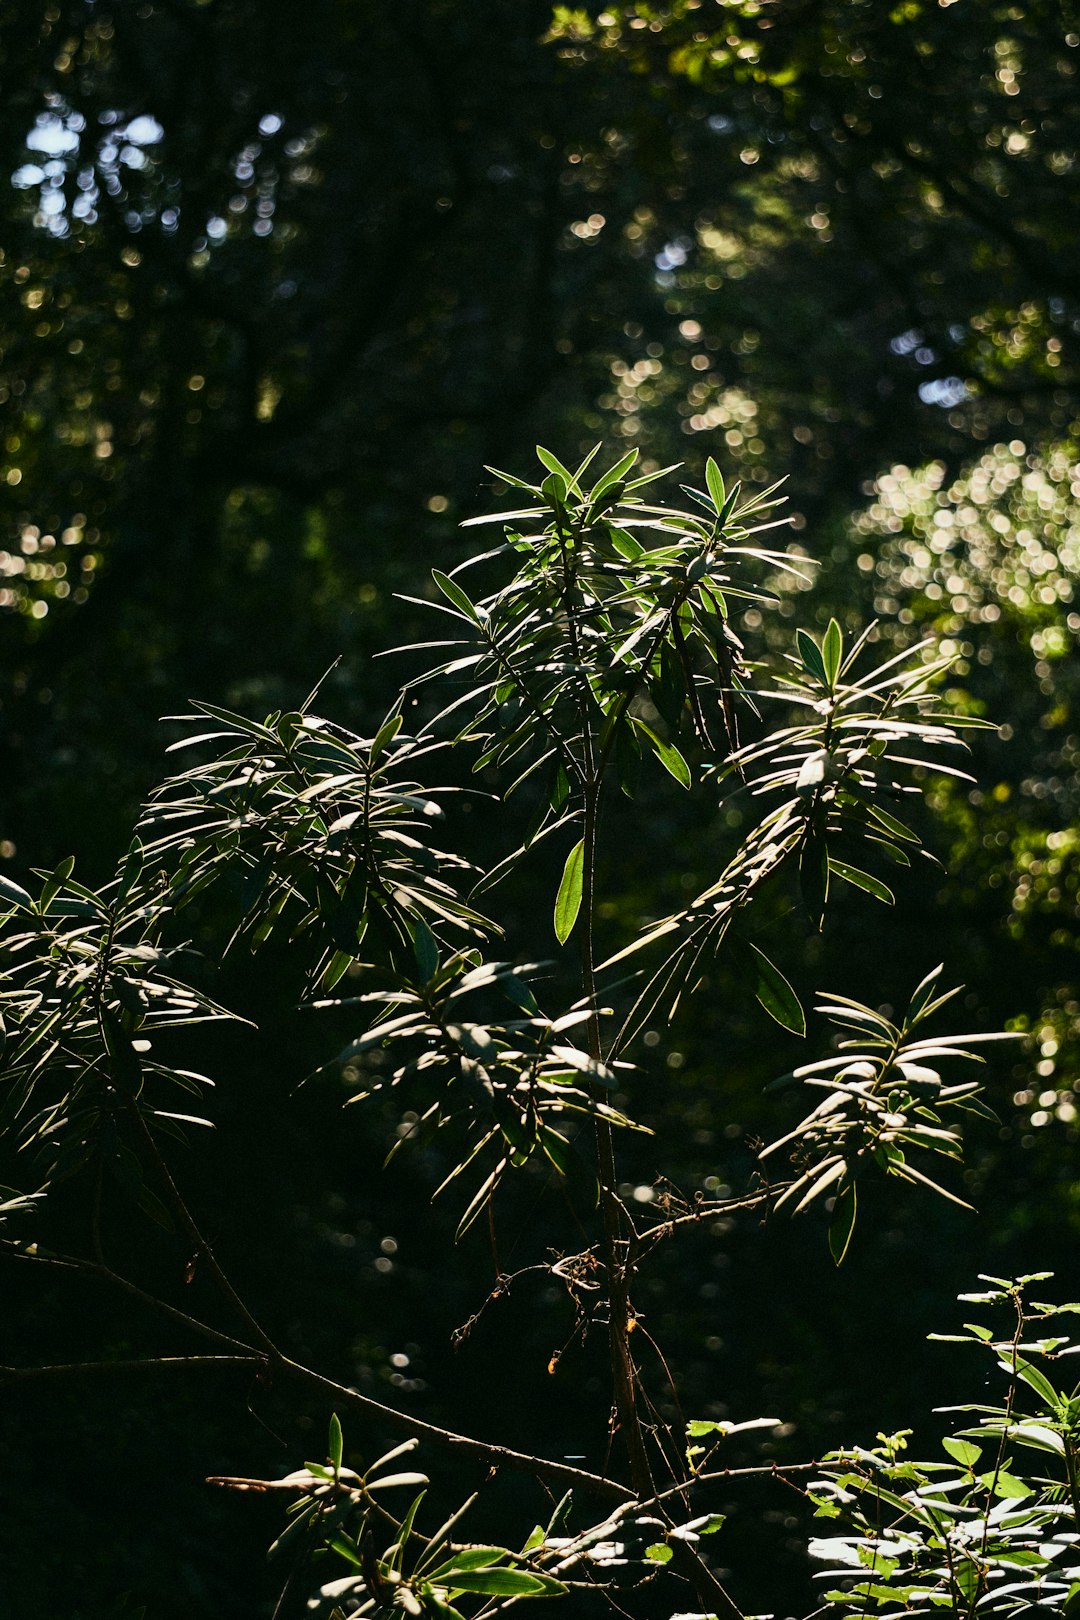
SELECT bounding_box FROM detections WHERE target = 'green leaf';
[540,1125,572,1177]
[0,873,33,911]
[734,939,805,1036]
[705,457,726,514]
[327,1534,363,1569]
[992,1472,1033,1499]
[717,481,741,527]
[828,860,895,906]
[412,916,439,982]
[1011,1355,1060,1408]
[821,619,843,687]
[554,838,585,945]
[1005,1422,1064,1454]
[942,1437,981,1468]
[631,718,691,789]
[799,826,829,929]
[608,526,644,561]
[40,854,75,910]
[328,1413,343,1472]
[136,1183,175,1231]
[796,628,829,685]
[432,569,480,623]
[443,1569,564,1597]
[118,839,144,901]
[365,1471,428,1491]
[828,1182,857,1266]
[571,441,602,485]
[867,804,920,844]
[542,1496,573,1545]
[590,448,639,504]
[535,444,577,490]
[321,950,352,992]
[102,1011,143,1097]
[370,710,403,764]
[645,1542,672,1564]
[483,463,541,493]
[426,1549,508,1579]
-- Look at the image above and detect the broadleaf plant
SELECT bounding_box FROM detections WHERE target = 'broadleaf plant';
[805,1276,1080,1620]
[0,447,1026,1619]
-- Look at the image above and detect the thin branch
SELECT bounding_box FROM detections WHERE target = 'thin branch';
[0,1242,259,1356]
[124,1098,280,1358]
[637,1186,783,1253]
[562,515,654,1502]
[0,1240,632,1506]
[273,1354,634,1505]
[642,1459,824,1508]
[0,1354,262,1385]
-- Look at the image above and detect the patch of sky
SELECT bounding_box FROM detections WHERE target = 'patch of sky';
[890,328,924,356]
[655,236,692,272]
[122,115,164,146]
[919,376,970,408]
[13,101,167,238]
[26,112,81,156]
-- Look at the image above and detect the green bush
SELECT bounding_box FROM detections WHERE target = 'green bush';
[4,448,1056,1620]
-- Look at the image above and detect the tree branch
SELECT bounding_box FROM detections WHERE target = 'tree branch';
[0,1354,263,1385]
[124,1098,281,1359]
[273,1355,633,1505]
[0,1242,261,1357]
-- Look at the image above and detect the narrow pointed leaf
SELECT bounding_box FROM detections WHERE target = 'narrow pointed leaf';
[554,839,585,945]
[0,874,33,911]
[328,1413,343,1472]
[632,718,691,789]
[590,448,639,503]
[828,860,895,905]
[705,457,726,514]
[432,570,481,624]
[370,710,403,764]
[443,1570,565,1597]
[535,445,577,491]
[828,1183,857,1266]
[796,628,828,686]
[799,827,829,929]
[821,619,843,687]
[731,938,805,1035]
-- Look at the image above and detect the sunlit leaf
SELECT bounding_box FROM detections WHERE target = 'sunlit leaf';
[828,1182,857,1266]
[705,457,726,514]
[328,1413,343,1472]
[828,859,895,906]
[432,569,481,624]
[554,838,585,945]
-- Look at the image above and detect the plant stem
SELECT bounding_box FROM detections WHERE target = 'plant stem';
[1,1242,259,1355]
[124,1096,281,1358]
[0,1242,631,1506]
[0,1354,262,1384]
[561,509,654,1501]
[581,779,654,1499]
[274,1354,633,1504]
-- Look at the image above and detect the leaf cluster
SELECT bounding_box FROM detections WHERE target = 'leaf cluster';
[808,1277,1080,1619]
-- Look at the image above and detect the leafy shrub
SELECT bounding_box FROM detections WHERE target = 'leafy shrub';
[0,447,1039,1618]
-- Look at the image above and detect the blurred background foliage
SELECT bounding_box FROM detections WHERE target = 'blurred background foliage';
[1,1,1078,1615]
